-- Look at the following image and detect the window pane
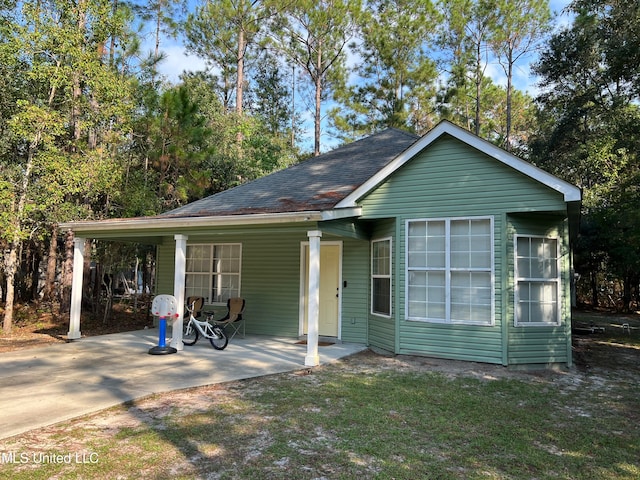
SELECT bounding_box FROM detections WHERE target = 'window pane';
[372,240,390,276]
[517,257,531,278]
[214,244,241,273]
[409,300,427,318]
[450,235,469,252]
[470,218,491,235]
[407,218,492,324]
[373,278,391,315]
[451,272,491,324]
[186,245,211,272]
[212,274,240,303]
[451,219,469,235]
[427,220,445,236]
[517,237,530,255]
[470,250,491,269]
[409,221,426,237]
[408,270,445,320]
[186,244,241,304]
[185,273,210,303]
[515,236,559,325]
[408,237,426,268]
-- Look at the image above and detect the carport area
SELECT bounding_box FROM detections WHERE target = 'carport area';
[0,329,367,440]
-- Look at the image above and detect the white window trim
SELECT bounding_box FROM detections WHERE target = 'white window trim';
[371,237,393,318]
[514,234,561,327]
[405,216,495,326]
[186,243,242,305]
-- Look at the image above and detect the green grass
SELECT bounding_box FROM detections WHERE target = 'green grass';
[1,342,639,479]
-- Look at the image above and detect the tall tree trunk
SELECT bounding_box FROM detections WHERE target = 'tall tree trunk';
[314,43,322,157]
[505,51,513,151]
[109,0,119,67]
[236,27,244,116]
[3,247,18,333]
[590,270,599,308]
[623,274,632,312]
[236,25,245,146]
[475,42,482,136]
[25,241,42,302]
[3,130,41,333]
[60,230,75,313]
[43,226,59,303]
[83,238,92,306]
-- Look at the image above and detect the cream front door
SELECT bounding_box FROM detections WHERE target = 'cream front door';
[302,243,341,337]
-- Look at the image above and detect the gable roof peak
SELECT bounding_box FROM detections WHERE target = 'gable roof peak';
[336,120,582,206]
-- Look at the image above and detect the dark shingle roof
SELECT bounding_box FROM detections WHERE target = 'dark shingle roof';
[162,128,419,217]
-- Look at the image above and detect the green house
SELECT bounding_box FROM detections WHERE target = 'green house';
[62,121,581,367]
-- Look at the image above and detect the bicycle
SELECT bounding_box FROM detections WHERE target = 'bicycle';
[182,299,228,350]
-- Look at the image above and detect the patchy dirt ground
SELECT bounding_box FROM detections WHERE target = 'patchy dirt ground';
[1,304,639,423]
[5,333,640,461]
[1,306,639,479]
[0,300,153,353]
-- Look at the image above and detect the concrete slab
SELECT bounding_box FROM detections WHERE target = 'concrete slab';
[0,329,367,440]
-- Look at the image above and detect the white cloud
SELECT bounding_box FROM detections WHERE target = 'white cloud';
[156,43,209,84]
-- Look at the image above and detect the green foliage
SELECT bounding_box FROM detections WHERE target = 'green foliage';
[532,0,640,309]
[272,0,363,154]
[331,0,440,139]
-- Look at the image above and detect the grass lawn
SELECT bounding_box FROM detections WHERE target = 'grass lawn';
[0,311,639,479]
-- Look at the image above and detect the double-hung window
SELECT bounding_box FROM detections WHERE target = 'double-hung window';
[371,238,392,317]
[185,244,241,304]
[515,236,560,326]
[407,217,494,325]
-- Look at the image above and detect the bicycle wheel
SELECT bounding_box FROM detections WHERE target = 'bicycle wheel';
[182,320,199,346]
[209,325,228,350]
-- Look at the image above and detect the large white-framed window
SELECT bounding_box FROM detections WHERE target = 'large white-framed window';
[185,243,241,304]
[515,235,560,326]
[406,217,494,325]
[371,237,392,317]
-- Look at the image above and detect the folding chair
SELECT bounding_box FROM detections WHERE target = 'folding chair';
[214,298,245,340]
[185,296,205,319]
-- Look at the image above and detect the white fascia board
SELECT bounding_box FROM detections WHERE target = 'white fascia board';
[59,210,326,234]
[321,207,362,221]
[336,121,582,207]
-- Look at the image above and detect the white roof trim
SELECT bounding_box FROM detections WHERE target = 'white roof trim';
[336,121,582,208]
[61,210,326,233]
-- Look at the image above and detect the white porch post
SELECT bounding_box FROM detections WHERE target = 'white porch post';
[170,234,188,351]
[305,230,322,366]
[67,236,84,340]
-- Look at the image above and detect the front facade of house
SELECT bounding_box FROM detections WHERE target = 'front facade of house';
[63,122,580,367]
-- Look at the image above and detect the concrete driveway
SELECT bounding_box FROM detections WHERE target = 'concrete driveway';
[0,329,367,440]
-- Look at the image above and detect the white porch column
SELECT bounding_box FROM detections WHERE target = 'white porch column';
[305,230,322,366]
[170,234,188,351]
[67,236,84,340]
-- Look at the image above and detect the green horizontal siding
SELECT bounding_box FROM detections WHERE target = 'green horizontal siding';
[155,226,312,338]
[154,226,370,343]
[400,322,503,364]
[361,136,566,219]
[340,238,369,343]
[367,219,396,352]
[368,319,395,352]
[506,216,572,366]
[360,135,570,365]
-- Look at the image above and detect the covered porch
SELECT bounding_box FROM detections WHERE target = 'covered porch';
[61,211,369,367]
